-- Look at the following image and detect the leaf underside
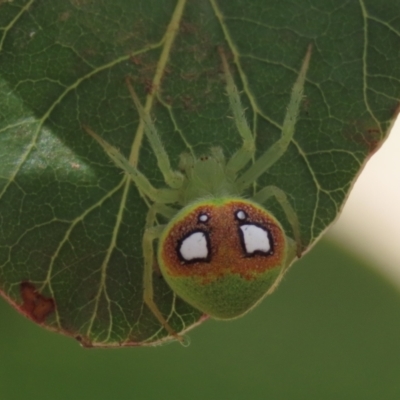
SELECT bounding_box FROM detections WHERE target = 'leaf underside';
[0,0,399,346]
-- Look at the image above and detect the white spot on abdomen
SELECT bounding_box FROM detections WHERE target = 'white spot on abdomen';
[240,224,271,255]
[198,213,209,223]
[179,231,209,261]
[236,210,247,220]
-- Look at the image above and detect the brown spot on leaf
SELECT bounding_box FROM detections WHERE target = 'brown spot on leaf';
[180,21,198,35]
[74,334,93,348]
[58,11,71,22]
[143,78,157,95]
[343,119,383,155]
[164,95,173,105]
[302,97,311,115]
[181,71,201,81]
[20,282,55,323]
[181,95,195,111]
[363,127,382,155]
[130,55,142,66]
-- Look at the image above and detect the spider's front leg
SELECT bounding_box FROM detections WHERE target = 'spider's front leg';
[125,77,184,190]
[142,203,185,343]
[237,44,312,191]
[84,126,181,204]
[218,47,256,180]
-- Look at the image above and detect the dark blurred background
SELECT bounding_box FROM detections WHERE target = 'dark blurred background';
[1,239,400,400]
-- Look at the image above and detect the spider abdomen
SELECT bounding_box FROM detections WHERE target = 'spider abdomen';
[157,198,288,319]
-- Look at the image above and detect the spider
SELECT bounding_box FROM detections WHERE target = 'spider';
[85,45,312,343]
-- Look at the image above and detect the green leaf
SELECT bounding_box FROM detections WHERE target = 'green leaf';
[1,0,399,346]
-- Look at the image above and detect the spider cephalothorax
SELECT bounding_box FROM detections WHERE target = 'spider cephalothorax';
[85,45,312,342]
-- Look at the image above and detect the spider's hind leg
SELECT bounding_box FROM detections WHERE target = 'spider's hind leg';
[252,185,302,257]
[142,203,186,343]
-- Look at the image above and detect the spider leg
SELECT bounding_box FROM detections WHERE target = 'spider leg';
[142,203,185,343]
[84,126,181,204]
[236,44,312,191]
[252,185,302,257]
[219,47,255,179]
[126,77,184,189]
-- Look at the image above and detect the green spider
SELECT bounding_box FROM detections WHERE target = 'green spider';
[85,45,312,343]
